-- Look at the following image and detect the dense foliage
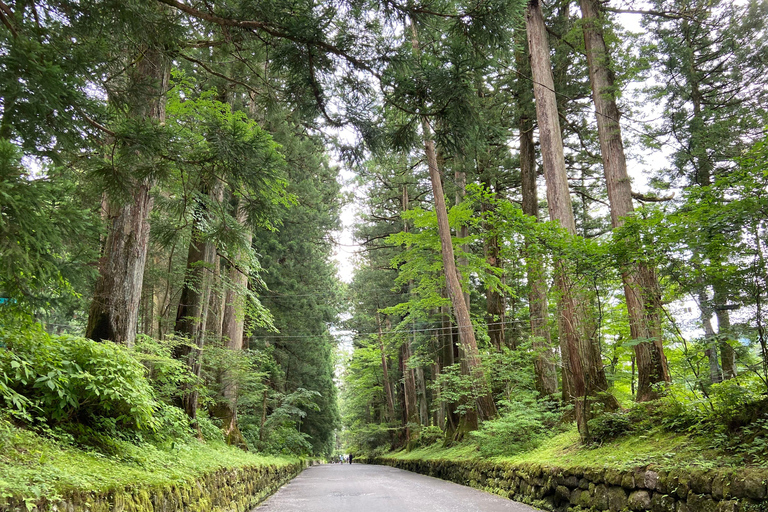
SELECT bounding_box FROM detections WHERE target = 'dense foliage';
[338,0,768,463]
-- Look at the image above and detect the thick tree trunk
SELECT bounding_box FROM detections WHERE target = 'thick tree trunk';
[206,182,226,341]
[207,256,225,339]
[409,19,496,423]
[526,0,616,439]
[517,42,558,397]
[214,200,252,447]
[375,311,397,422]
[715,285,736,379]
[579,0,670,401]
[86,48,169,346]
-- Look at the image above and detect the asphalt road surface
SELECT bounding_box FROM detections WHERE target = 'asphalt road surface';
[257,463,541,512]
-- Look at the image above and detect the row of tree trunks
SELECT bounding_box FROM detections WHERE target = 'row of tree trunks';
[579,0,671,402]
[400,339,420,440]
[525,0,616,439]
[173,184,220,423]
[375,311,397,422]
[217,200,252,447]
[410,19,497,427]
[421,123,498,423]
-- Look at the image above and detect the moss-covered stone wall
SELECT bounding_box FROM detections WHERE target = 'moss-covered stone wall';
[0,461,304,512]
[363,456,768,512]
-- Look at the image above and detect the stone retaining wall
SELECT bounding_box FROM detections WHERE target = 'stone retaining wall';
[0,461,304,512]
[363,456,768,512]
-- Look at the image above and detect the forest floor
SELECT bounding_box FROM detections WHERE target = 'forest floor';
[387,426,765,471]
[0,415,298,504]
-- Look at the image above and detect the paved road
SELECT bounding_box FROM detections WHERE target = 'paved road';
[257,463,540,512]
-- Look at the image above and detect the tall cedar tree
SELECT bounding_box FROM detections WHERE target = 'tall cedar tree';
[525,0,617,439]
[87,46,170,346]
[579,0,670,401]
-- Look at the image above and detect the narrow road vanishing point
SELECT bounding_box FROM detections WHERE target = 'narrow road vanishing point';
[258,463,541,511]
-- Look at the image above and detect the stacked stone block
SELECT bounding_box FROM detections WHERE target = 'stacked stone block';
[363,457,768,511]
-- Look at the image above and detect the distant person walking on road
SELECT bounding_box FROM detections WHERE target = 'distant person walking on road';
[349,454,354,464]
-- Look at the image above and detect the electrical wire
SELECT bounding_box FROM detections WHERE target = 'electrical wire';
[252,318,524,342]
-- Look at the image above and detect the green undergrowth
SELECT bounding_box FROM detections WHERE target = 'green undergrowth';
[384,426,750,471]
[0,415,298,504]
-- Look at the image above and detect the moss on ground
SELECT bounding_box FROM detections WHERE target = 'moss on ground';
[388,426,748,472]
[0,416,298,504]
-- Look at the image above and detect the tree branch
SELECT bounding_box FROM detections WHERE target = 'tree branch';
[603,7,694,21]
[631,191,675,202]
[155,0,378,76]
[179,53,262,98]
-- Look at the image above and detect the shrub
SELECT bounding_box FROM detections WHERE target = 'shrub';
[470,398,561,457]
[417,425,444,447]
[588,411,632,444]
[0,325,159,432]
[132,334,198,406]
[197,412,225,443]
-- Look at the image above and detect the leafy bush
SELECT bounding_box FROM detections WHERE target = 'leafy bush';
[470,398,561,457]
[133,334,199,406]
[417,425,444,447]
[624,380,768,461]
[150,402,194,443]
[0,325,159,432]
[588,411,632,444]
[198,412,225,443]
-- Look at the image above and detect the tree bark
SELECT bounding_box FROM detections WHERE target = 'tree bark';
[454,169,471,310]
[517,41,558,397]
[701,290,723,384]
[481,178,506,351]
[715,285,737,379]
[207,256,225,339]
[421,123,497,422]
[215,199,252,447]
[400,341,419,441]
[526,0,616,439]
[175,188,218,423]
[375,311,397,422]
[86,48,170,347]
[440,303,459,435]
[409,19,496,423]
[579,0,670,401]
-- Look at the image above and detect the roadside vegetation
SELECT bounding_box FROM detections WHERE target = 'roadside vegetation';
[0,321,304,502]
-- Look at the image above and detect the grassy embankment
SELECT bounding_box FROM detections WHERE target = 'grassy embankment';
[0,415,298,505]
[385,426,760,471]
